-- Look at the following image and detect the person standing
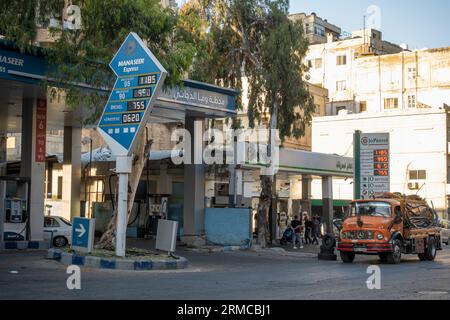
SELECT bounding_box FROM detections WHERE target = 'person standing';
[290,215,303,249]
[312,216,321,245]
[304,215,313,245]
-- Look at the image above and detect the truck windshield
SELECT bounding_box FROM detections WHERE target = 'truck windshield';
[350,202,391,218]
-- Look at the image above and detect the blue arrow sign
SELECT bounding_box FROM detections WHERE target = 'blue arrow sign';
[71,217,95,252]
[98,33,167,156]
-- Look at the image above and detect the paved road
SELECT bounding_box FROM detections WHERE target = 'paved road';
[1,245,450,300]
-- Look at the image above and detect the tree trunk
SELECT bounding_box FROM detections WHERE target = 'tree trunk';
[257,175,272,248]
[95,130,153,250]
[256,100,278,248]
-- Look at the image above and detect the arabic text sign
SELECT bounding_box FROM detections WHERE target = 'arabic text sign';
[359,133,390,198]
[170,88,227,108]
[35,99,47,163]
[98,32,167,156]
[71,217,95,253]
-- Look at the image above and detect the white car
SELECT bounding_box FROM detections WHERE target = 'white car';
[44,216,72,247]
[440,219,450,245]
[4,216,72,247]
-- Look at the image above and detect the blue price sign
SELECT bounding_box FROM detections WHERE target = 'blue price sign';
[71,217,95,253]
[98,33,167,156]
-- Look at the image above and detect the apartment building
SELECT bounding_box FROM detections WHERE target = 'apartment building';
[353,47,450,114]
[290,12,405,116]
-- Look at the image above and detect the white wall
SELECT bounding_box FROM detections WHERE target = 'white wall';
[312,109,449,217]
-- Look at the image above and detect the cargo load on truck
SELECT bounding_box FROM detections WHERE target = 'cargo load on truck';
[376,192,440,229]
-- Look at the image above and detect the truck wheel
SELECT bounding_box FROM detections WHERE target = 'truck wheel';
[425,237,437,261]
[386,239,402,264]
[378,253,388,263]
[340,251,355,263]
[418,253,427,261]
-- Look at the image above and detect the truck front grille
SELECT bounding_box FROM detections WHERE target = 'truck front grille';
[345,230,374,240]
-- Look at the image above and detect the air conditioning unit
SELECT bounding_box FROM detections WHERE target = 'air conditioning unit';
[408,182,419,190]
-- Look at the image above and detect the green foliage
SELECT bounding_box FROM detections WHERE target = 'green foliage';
[189,0,315,140]
[47,0,197,124]
[0,0,64,53]
[1,0,198,125]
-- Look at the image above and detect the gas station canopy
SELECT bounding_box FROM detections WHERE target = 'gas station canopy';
[0,39,239,134]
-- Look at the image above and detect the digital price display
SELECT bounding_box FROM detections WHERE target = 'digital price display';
[374,156,389,162]
[133,87,152,99]
[122,113,141,124]
[138,74,157,86]
[374,169,389,176]
[374,163,389,170]
[127,100,146,111]
[373,149,389,176]
[374,149,388,156]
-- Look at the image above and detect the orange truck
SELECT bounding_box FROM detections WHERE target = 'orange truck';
[337,194,442,264]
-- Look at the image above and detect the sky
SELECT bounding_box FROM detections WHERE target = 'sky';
[175,0,450,50]
[290,0,449,50]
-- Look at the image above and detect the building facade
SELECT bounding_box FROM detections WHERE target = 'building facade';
[352,47,450,114]
[291,13,405,116]
[312,108,450,219]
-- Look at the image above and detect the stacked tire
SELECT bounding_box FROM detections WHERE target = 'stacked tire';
[318,234,337,261]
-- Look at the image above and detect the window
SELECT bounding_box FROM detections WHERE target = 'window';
[314,104,321,115]
[350,202,391,218]
[384,98,398,109]
[336,80,347,91]
[408,95,416,108]
[314,25,325,37]
[408,67,417,80]
[59,217,72,226]
[336,55,347,66]
[307,58,322,69]
[48,129,63,136]
[57,176,63,199]
[44,217,60,228]
[360,101,367,112]
[6,136,16,149]
[315,58,322,69]
[305,23,313,34]
[409,170,426,180]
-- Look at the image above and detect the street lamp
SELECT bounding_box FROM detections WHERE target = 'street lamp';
[82,137,93,218]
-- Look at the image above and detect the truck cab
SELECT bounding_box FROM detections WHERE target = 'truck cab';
[337,198,442,264]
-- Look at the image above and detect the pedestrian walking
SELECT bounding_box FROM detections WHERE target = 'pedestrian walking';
[290,215,303,249]
[312,216,321,245]
[304,215,313,244]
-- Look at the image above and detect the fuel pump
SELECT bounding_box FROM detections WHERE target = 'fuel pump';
[0,177,30,242]
[5,198,27,223]
[146,194,169,235]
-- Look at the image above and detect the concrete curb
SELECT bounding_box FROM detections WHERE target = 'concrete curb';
[46,248,188,271]
[250,246,319,258]
[184,245,249,253]
[0,241,50,250]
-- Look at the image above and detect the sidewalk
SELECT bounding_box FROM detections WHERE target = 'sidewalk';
[126,237,322,258]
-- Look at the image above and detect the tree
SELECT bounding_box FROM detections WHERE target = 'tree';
[0,0,198,251]
[188,0,315,247]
